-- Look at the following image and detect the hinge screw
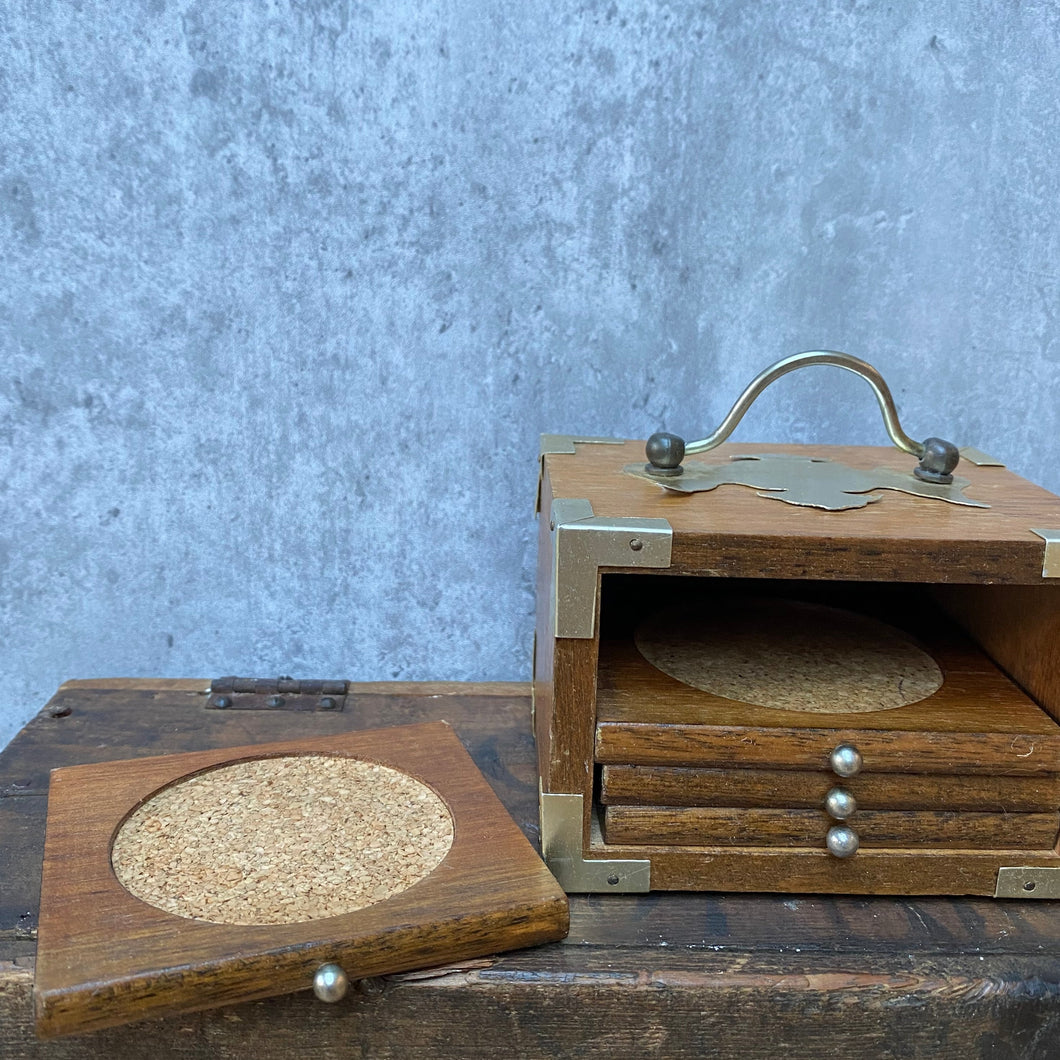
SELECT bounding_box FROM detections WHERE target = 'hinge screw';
[319,697,337,711]
[629,538,644,551]
[266,695,285,708]
[213,695,232,710]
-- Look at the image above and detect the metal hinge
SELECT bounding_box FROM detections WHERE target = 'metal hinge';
[207,677,348,712]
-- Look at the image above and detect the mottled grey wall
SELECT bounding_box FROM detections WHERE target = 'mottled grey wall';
[2,2,1059,747]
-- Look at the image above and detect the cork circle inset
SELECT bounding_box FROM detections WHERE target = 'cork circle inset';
[110,755,455,925]
[635,598,944,713]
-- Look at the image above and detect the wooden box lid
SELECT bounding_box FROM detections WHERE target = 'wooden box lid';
[542,440,1060,583]
[34,722,569,1038]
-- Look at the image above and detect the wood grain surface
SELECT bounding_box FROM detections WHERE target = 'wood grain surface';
[935,584,1060,723]
[35,722,568,1038]
[4,681,1060,1057]
[600,764,1060,811]
[601,805,1060,848]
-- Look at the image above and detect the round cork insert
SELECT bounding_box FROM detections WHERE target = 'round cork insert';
[110,755,455,926]
[635,598,943,713]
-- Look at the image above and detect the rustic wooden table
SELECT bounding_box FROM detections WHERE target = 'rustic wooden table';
[2,680,1059,1058]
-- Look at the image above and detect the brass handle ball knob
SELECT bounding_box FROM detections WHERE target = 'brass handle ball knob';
[645,433,686,476]
[915,437,960,485]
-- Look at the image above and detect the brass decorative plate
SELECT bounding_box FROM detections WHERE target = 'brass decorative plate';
[625,453,988,511]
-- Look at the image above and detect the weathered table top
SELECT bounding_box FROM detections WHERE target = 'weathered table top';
[2,680,1059,1058]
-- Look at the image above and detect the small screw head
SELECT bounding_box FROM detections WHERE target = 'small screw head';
[830,743,863,778]
[48,705,72,719]
[318,697,337,711]
[313,963,349,1003]
[629,538,644,552]
[607,873,620,886]
[824,787,857,820]
[826,825,860,859]
[213,695,232,710]
[266,695,285,708]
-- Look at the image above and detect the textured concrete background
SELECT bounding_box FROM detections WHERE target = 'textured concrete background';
[2,2,1059,748]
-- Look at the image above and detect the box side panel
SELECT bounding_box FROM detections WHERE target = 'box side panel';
[534,458,599,809]
[934,585,1060,725]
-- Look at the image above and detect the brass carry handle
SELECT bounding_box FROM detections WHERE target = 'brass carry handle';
[645,350,960,484]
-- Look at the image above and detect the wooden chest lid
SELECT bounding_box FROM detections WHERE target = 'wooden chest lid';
[34,722,569,1038]
[542,440,1060,584]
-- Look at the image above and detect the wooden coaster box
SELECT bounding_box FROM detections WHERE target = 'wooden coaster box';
[533,353,1060,897]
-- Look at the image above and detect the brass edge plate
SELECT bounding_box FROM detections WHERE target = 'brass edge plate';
[536,436,625,513]
[540,791,650,894]
[995,866,1060,899]
[1030,529,1060,578]
[539,434,626,456]
[550,498,672,639]
[959,446,1006,467]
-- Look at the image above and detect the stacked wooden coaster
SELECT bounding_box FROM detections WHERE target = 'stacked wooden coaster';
[596,596,1060,856]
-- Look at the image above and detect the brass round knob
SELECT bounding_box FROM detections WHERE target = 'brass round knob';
[825,787,857,820]
[826,825,860,859]
[914,436,960,484]
[644,432,686,476]
[830,743,863,778]
[313,963,349,1003]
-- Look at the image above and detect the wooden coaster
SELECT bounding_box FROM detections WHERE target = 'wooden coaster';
[111,756,455,926]
[635,598,943,713]
[35,722,569,1039]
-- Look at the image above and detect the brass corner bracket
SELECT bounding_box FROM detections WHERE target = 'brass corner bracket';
[539,791,650,894]
[995,866,1060,899]
[1031,530,1060,578]
[549,498,672,639]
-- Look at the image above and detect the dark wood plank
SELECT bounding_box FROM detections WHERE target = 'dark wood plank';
[5,951,1060,1059]
[5,681,1060,1056]
[0,800,43,949]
